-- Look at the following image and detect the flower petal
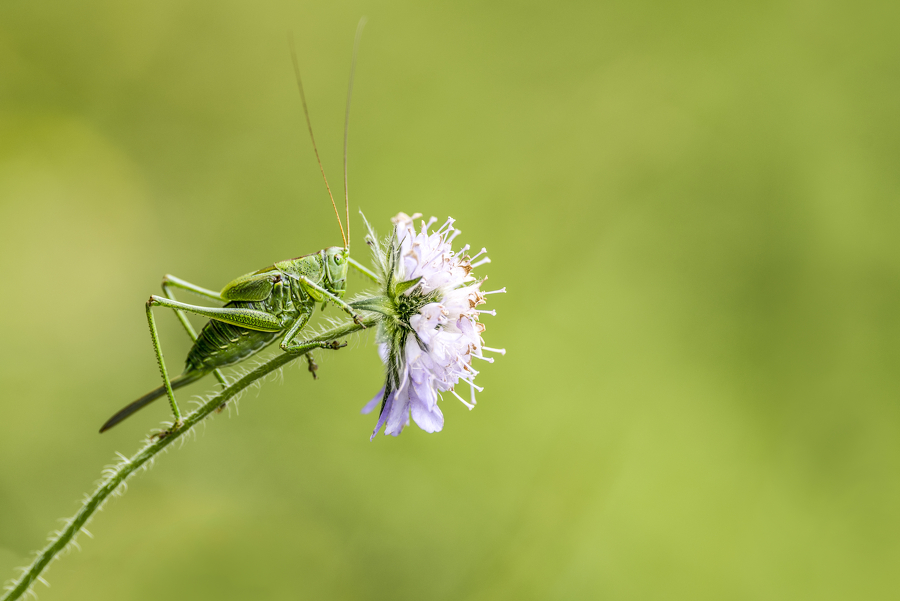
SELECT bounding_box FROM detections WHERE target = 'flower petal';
[383,388,411,436]
[411,393,444,433]
[370,389,395,440]
[361,386,385,415]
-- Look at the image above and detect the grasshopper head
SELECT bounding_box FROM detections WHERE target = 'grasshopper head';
[324,246,350,297]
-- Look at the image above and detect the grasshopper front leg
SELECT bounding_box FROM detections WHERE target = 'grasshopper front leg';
[348,257,379,283]
[294,275,366,326]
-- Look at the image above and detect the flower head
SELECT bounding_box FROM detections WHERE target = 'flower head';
[359,212,505,438]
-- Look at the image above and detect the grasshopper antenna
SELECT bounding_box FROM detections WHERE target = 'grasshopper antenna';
[289,33,347,248]
[343,17,367,250]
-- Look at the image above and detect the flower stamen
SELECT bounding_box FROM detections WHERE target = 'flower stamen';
[450,388,475,410]
[470,247,488,261]
[462,378,484,392]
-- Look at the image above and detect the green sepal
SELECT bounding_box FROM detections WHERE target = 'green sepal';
[350,296,393,316]
[394,277,422,296]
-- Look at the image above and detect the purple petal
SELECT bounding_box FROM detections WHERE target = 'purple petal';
[413,379,438,411]
[384,388,412,436]
[410,394,444,433]
[370,389,395,441]
[361,386,385,415]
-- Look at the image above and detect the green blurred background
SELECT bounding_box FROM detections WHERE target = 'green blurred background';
[2,1,899,599]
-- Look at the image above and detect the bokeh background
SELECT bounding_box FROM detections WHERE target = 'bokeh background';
[2,1,899,599]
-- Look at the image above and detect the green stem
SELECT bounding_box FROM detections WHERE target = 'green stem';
[1,315,376,601]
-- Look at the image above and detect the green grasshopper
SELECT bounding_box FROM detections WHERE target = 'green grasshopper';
[100,24,374,434]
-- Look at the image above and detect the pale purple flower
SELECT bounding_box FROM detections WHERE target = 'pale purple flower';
[360,213,505,438]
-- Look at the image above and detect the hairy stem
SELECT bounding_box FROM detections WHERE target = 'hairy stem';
[2,315,376,601]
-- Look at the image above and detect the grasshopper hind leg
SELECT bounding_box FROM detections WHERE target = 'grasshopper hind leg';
[142,294,282,430]
[145,297,185,430]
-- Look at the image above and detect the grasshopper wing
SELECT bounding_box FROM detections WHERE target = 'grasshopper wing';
[220,266,280,302]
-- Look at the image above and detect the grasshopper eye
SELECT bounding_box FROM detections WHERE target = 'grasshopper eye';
[334,254,344,265]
